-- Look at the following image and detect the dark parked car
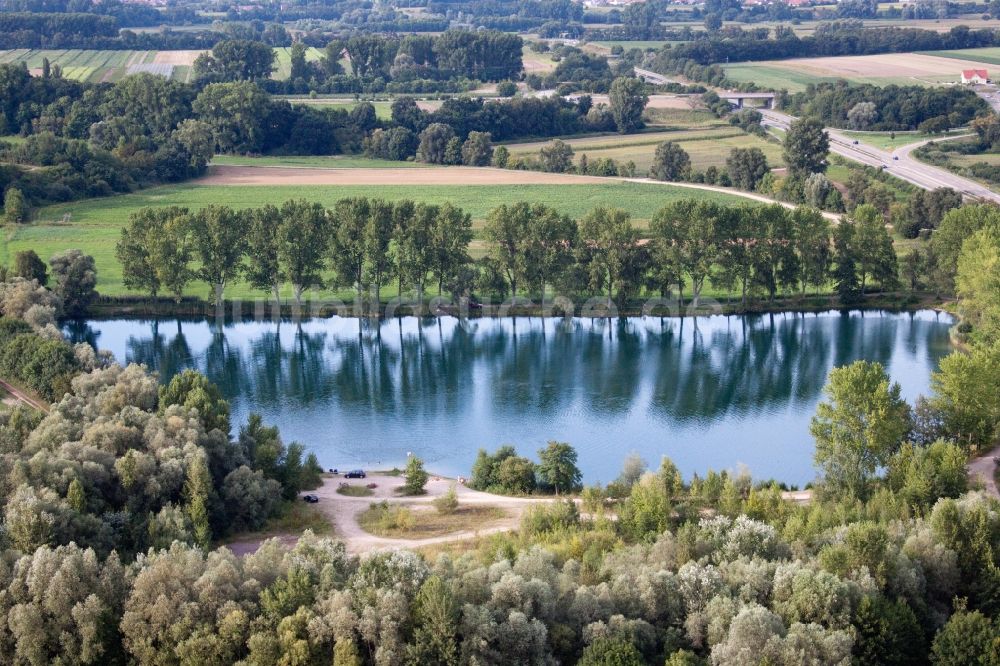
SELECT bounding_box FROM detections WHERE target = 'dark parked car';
[345,469,366,479]
[303,494,319,503]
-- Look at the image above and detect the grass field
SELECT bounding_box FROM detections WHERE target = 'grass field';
[724,64,840,93]
[506,128,785,174]
[278,97,395,119]
[522,44,558,74]
[358,503,507,539]
[8,178,750,297]
[838,129,969,151]
[920,47,1000,66]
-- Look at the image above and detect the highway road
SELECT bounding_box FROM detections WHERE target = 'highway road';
[635,67,675,86]
[760,109,1000,204]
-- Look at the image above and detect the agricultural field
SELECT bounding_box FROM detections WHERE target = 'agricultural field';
[0,49,165,83]
[725,51,1000,92]
[505,128,785,175]
[719,16,1000,37]
[919,46,1000,66]
[210,155,434,168]
[0,47,327,84]
[6,176,751,297]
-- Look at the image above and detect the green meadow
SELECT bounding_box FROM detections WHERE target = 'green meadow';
[8,181,750,297]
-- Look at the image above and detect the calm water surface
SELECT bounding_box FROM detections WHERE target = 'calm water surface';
[66,310,954,485]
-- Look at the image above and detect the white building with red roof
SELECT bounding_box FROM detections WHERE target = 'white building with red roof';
[961,69,989,84]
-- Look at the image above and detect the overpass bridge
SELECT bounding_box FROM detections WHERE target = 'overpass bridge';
[634,68,675,86]
[720,92,777,109]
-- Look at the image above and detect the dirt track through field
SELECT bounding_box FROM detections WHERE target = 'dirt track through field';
[200,165,611,185]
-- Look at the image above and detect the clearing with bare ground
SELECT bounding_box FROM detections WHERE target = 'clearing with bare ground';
[226,473,560,556]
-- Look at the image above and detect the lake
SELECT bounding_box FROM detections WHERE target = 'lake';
[65,310,954,486]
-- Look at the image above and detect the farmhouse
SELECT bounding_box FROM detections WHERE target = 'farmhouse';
[961,69,989,84]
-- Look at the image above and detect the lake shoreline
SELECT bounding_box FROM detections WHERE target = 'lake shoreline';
[67,309,954,486]
[83,291,953,321]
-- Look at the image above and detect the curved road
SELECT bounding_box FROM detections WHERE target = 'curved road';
[761,109,1000,203]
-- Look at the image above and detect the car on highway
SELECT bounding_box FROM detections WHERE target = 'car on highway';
[302,494,319,503]
[345,469,366,479]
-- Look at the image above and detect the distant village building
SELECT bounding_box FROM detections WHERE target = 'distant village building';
[961,69,989,84]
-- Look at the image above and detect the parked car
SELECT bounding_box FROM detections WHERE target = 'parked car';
[302,494,319,503]
[345,469,366,479]
[852,140,859,145]
[893,156,899,160]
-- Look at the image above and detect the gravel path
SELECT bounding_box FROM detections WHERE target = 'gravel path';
[969,444,1000,498]
[226,473,559,556]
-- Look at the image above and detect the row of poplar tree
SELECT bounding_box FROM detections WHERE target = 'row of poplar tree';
[116,197,901,309]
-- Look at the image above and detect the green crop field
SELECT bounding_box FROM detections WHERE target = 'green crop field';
[0,47,327,83]
[723,64,840,93]
[919,47,1000,65]
[507,128,784,174]
[7,181,750,297]
[0,49,160,83]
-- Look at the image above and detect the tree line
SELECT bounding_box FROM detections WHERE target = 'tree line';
[188,32,526,96]
[114,196,911,311]
[782,82,986,133]
[115,199,474,309]
[657,21,1000,69]
[3,0,204,27]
